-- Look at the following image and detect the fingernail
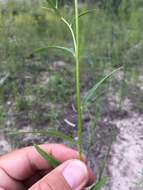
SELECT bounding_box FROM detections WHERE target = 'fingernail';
[63,160,88,189]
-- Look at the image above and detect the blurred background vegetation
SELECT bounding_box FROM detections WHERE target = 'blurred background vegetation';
[0,0,143,153]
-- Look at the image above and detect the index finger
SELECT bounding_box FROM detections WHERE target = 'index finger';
[0,144,78,181]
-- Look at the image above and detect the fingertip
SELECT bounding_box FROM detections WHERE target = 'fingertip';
[62,159,89,189]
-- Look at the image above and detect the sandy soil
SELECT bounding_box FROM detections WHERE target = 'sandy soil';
[105,98,143,190]
[0,72,143,190]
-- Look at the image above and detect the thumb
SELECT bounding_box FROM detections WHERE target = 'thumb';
[29,159,89,190]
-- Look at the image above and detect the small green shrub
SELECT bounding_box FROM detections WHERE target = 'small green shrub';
[16,95,33,111]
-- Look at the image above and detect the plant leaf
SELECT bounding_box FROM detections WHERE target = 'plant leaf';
[8,129,75,144]
[46,0,56,9]
[79,9,96,18]
[35,45,75,56]
[82,67,123,107]
[34,144,60,168]
[45,0,60,15]
[90,177,107,190]
[71,9,96,25]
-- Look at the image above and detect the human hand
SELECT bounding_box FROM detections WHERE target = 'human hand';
[0,144,94,190]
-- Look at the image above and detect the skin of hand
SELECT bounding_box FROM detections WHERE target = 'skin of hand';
[0,144,95,190]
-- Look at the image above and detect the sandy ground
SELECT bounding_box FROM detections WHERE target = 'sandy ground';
[104,98,143,190]
[1,98,143,190]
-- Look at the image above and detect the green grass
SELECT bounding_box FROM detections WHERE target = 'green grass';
[0,0,142,144]
[0,0,143,189]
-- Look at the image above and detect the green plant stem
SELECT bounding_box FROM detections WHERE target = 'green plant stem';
[75,0,82,159]
[61,17,76,55]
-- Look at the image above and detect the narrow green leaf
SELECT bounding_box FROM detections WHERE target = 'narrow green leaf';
[90,177,107,190]
[79,9,96,18]
[9,129,75,144]
[82,67,123,107]
[45,0,60,15]
[35,45,75,56]
[46,0,56,9]
[71,9,96,25]
[34,145,60,168]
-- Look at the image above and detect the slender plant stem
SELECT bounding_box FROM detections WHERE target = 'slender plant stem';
[61,17,76,55]
[74,0,82,159]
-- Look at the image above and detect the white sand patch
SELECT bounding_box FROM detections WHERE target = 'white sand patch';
[108,111,143,190]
